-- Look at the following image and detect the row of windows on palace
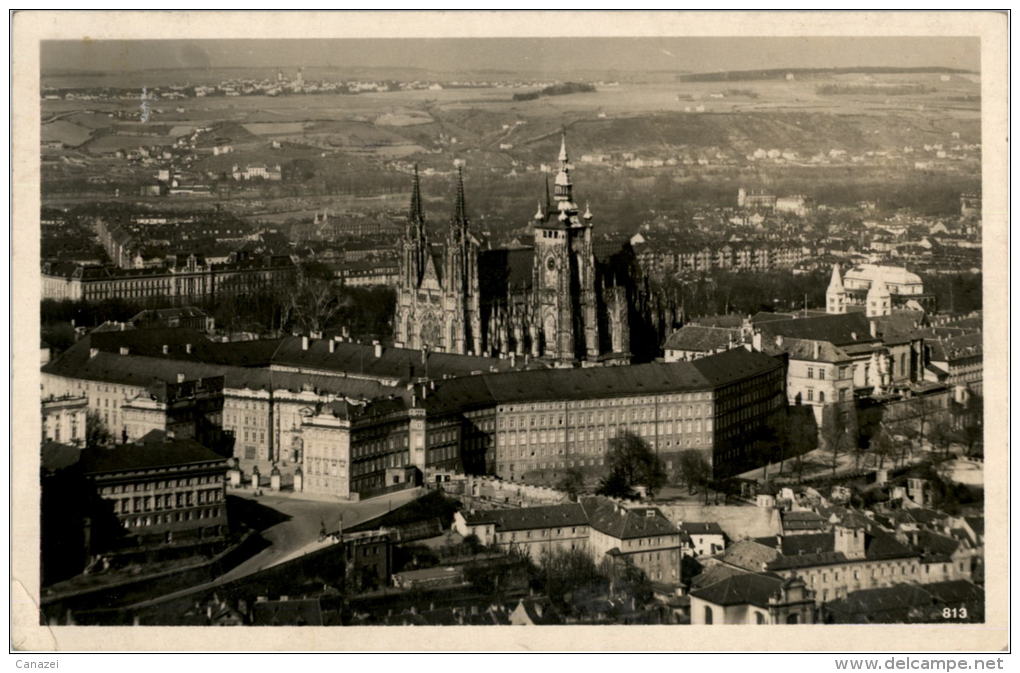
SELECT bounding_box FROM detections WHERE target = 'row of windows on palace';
[105,487,224,514]
[120,507,225,529]
[495,403,713,428]
[96,473,221,494]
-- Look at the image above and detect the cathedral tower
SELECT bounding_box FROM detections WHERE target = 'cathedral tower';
[531,133,599,364]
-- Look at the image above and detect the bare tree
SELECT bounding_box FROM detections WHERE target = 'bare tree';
[674,449,712,502]
[927,418,956,460]
[820,407,854,478]
[85,409,112,449]
[869,425,896,470]
[280,261,346,334]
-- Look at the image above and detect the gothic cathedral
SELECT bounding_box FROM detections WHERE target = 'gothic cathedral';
[394,135,636,366]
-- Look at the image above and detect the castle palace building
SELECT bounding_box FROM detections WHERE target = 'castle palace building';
[394,135,636,367]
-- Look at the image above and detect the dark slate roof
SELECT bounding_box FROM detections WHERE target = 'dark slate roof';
[251,598,324,626]
[663,325,741,352]
[756,312,880,347]
[781,510,829,531]
[130,306,211,324]
[767,550,849,571]
[718,540,781,572]
[43,348,394,401]
[769,533,833,557]
[78,437,226,475]
[580,497,678,540]
[926,333,983,362]
[689,572,784,608]
[759,336,852,364]
[913,529,960,562]
[765,530,916,571]
[870,310,926,341]
[824,584,934,621]
[680,521,725,536]
[814,506,876,532]
[269,336,522,381]
[863,531,917,561]
[41,441,82,473]
[751,311,797,324]
[51,327,527,384]
[964,516,984,537]
[920,580,983,605]
[689,564,747,590]
[463,503,588,532]
[428,347,784,409]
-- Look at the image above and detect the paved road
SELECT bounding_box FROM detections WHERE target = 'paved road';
[217,488,423,582]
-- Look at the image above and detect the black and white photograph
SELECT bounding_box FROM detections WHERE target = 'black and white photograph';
[10,10,1009,654]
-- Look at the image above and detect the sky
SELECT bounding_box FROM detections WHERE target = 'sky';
[40,37,980,75]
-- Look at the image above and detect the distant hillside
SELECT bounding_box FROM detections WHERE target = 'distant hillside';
[512,81,596,102]
[678,66,975,82]
[511,111,980,160]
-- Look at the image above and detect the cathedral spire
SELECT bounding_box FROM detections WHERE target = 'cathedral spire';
[452,165,468,228]
[408,164,424,224]
[553,130,574,207]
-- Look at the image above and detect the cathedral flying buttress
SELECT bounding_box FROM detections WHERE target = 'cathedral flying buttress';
[394,135,644,367]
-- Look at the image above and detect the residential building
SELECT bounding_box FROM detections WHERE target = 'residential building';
[690,572,816,624]
[453,503,590,559]
[78,433,230,550]
[679,521,726,558]
[582,497,682,586]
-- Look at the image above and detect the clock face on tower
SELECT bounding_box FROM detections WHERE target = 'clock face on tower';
[544,255,558,286]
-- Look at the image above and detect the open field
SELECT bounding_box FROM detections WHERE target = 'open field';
[40,70,981,224]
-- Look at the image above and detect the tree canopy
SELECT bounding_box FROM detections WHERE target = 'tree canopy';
[597,431,667,498]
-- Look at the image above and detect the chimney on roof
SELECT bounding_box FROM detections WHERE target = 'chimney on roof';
[509,352,516,368]
[162,344,169,355]
[185,343,192,354]
[813,341,820,359]
[329,340,335,354]
[869,320,877,338]
[89,347,98,359]
[177,373,186,383]
[301,335,309,351]
[775,335,783,348]
[374,341,383,358]
[119,346,130,356]
[119,322,126,331]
